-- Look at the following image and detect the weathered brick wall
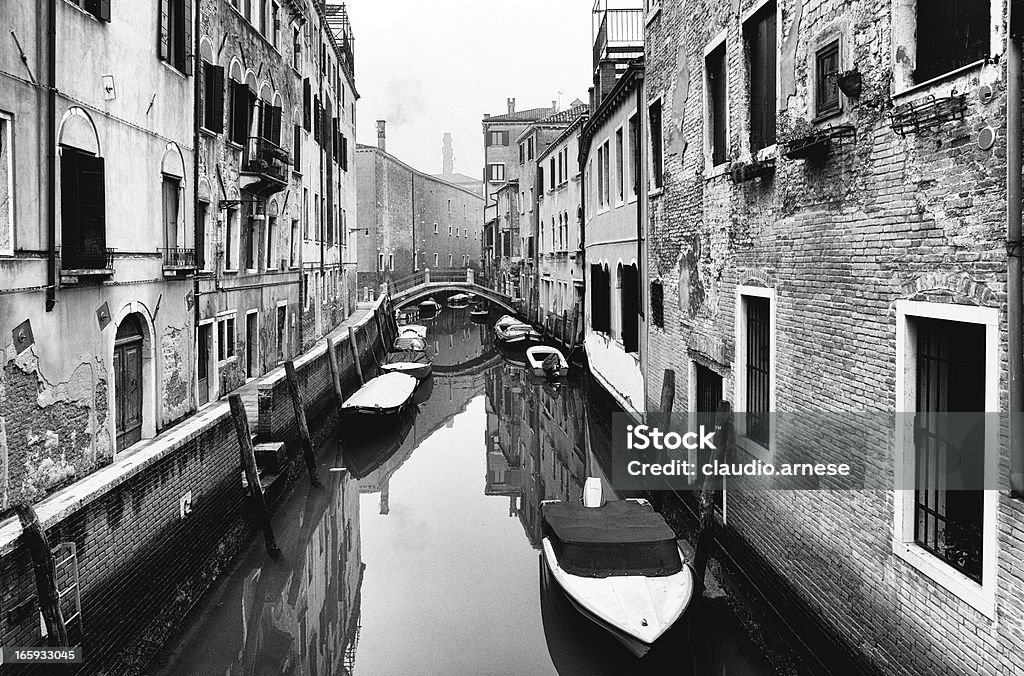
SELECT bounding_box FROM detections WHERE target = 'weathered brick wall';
[644,1,1023,673]
[0,408,244,675]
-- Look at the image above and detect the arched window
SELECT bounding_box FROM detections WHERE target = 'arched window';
[58,108,107,271]
[161,144,186,264]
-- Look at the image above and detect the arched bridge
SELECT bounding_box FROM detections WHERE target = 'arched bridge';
[386,268,519,314]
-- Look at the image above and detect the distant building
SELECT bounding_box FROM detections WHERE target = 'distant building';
[355,131,485,294]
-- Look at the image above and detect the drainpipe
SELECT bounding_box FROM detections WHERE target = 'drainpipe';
[1008,10,1024,498]
[45,0,56,312]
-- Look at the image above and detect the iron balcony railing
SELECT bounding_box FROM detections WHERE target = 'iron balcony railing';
[593,8,644,68]
[242,136,290,185]
[60,246,114,272]
[162,247,196,269]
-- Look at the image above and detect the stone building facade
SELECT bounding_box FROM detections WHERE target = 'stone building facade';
[643,0,1024,673]
[355,140,484,293]
[195,0,357,405]
[0,0,197,509]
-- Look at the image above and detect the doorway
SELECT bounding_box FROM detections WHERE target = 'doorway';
[276,305,287,364]
[198,323,211,406]
[114,315,144,452]
[246,311,259,379]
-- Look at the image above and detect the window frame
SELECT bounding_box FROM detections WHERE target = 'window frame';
[703,31,729,171]
[814,39,842,119]
[742,0,778,155]
[216,312,237,363]
[0,111,13,256]
[892,300,999,618]
[734,285,775,461]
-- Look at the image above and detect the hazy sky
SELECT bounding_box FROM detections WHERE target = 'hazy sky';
[345,0,594,178]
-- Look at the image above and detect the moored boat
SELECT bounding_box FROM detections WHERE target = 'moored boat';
[419,299,442,315]
[447,293,471,308]
[398,324,428,339]
[340,372,418,416]
[527,345,569,378]
[394,335,427,352]
[494,315,542,345]
[380,350,433,380]
[540,478,696,658]
[470,303,489,322]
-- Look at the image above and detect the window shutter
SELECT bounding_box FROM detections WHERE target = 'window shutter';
[158,0,170,61]
[98,0,111,22]
[60,148,81,249]
[270,105,282,145]
[501,131,509,146]
[293,124,301,169]
[302,79,311,130]
[78,154,107,253]
[231,81,249,143]
[183,0,194,75]
[313,96,320,144]
[341,135,348,171]
[210,65,225,133]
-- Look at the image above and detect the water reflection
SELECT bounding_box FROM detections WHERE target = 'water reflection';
[156,307,776,675]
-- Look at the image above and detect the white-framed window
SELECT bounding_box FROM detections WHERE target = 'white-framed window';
[892,300,998,618]
[0,111,12,255]
[734,285,775,460]
[433,253,438,266]
[487,163,505,181]
[224,206,240,271]
[448,254,453,266]
[434,222,438,234]
[448,224,453,236]
[377,252,384,271]
[217,312,237,362]
[447,199,452,212]
[704,30,729,170]
[615,126,625,204]
[388,253,394,271]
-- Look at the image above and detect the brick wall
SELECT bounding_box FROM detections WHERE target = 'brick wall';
[643,1,1024,673]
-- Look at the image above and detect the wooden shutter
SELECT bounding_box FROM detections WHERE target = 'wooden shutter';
[302,79,311,130]
[268,105,282,145]
[60,148,81,249]
[159,0,170,61]
[293,124,301,169]
[622,265,639,353]
[78,154,107,254]
[746,3,776,152]
[313,96,320,144]
[501,131,510,146]
[183,0,194,75]
[231,81,249,143]
[209,65,225,133]
[340,135,348,171]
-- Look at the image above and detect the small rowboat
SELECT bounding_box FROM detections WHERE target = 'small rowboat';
[540,478,695,658]
[470,305,489,322]
[394,335,427,352]
[419,299,441,314]
[340,372,418,416]
[447,293,472,308]
[494,315,542,345]
[381,350,433,380]
[527,346,569,378]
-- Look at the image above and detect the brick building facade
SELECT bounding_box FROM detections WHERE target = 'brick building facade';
[642,0,1024,673]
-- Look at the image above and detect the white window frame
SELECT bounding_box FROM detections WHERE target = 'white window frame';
[615,124,625,206]
[0,111,13,256]
[433,253,438,266]
[741,0,780,160]
[216,310,237,364]
[703,29,730,174]
[274,300,288,364]
[892,300,999,618]
[733,285,776,461]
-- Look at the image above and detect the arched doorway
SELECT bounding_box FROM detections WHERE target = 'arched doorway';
[114,314,145,451]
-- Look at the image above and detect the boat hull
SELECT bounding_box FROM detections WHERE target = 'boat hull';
[541,538,694,658]
[380,361,432,380]
[340,373,418,417]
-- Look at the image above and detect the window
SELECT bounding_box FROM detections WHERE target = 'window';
[302,79,311,131]
[815,41,841,117]
[434,222,438,234]
[159,0,193,75]
[162,176,180,253]
[596,144,605,209]
[246,210,257,270]
[528,138,535,160]
[197,201,209,270]
[649,100,663,189]
[60,146,107,270]
[271,2,280,49]
[550,157,556,191]
[0,113,12,255]
[744,2,777,152]
[736,289,774,453]
[266,214,277,268]
[650,280,664,328]
[447,199,452,213]
[202,62,225,133]
[293,27,301,69]
[433,253,438,266]
[377,252,384,271]
[706,42,728,166]
[628,114,640,199]
[229,80,253,145]
[590,264,611,333]
[217,315,236,361]
[388,253,394,271]
[225,207,238,269]
[601,141,610,207]
[615,127,624,202]
[448,254,453,266]
[488,163,506,181]
[293,123,301,170]
[488,131,509,146]
[70,0,111,21]
[290,219,298,267]
[519,143,525,165]
[448,225,453,236]
[914,0,990,83]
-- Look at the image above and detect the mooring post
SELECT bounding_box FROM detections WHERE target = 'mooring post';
[692,401,733,592]
[326,337,344,408]
[228,395,281,558]
[284,360,322,487]
[15,503,69,646]
[348,325,364,386]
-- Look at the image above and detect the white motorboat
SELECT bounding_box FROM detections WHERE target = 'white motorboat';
[380,350,433,380]
[493,315,542,345]
[340,372,418,416]
[527,345,569,378]
[540,478,695,657]
[447,293,472,308]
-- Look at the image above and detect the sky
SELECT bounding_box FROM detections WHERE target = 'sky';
[344,0,595,178]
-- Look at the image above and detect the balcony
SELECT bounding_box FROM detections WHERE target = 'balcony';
[592,6,644,70]
[162,247,196,277]
[60,246,114,284]
[240,137,290,195]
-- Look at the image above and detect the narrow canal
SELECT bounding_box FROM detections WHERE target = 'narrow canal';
[151,307,781,675]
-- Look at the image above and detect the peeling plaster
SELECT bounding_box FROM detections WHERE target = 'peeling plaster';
[669,47,690,157]
[779,0,804,111]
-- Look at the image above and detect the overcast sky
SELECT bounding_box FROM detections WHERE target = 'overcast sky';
[345,0,594,178]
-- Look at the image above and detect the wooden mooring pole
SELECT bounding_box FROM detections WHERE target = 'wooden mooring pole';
[692,401,734,592]
[326,337,344,407]
[15,503,69,646]
[348,325,364,386]
[228,395,281,558]
[284,360,322,487]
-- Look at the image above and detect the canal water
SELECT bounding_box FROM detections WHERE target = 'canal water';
[152,307,777,675]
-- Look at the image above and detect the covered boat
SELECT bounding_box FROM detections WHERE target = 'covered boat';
[381,350,433,380]
[419,299,442,314]
[493,315,542,345]
[447,293,471,308]
[470,302,489,322]
[540,479,695,657]
[527,345,569,378]
[398,324,428,339]
[394,335,427,352]
[340,372,418,416]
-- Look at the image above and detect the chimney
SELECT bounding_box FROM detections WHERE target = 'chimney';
[507,98,516,115]
[376,120,386,151]
[442,132,454,175]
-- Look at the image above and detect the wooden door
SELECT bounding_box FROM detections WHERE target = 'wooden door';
[115,338,143,452]
[198,323,210,405]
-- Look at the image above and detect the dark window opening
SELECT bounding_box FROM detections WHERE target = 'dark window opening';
[293,124,302,170]
[745,295,770,447]
[649,100,663,189]
[159,0,193,75]
[650,280,664,328]
[202,62,225,132]
[229,81,253,145]
[706,42,728,166]
[744,1,777,152]
[621,264,640,353]
[914,0,990,83]
[590,264,611,334]
[74,0,111,22]
[815,41,841,117]
[302,79,311,131]
[913,317,985,582]
[60,147,107,270]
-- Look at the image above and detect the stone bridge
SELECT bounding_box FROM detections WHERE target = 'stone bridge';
[385,268,519,315]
